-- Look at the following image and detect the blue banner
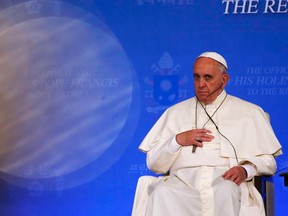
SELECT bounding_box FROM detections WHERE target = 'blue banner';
[0,0,287,215]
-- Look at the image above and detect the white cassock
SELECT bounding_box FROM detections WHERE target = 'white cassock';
[132,90,282,216]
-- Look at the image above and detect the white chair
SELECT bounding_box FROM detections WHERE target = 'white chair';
[132,175,162,216]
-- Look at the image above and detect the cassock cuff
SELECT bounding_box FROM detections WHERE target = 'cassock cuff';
[241,164,257,181]
[168,136,182,153]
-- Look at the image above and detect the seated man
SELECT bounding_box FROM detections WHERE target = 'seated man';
[136,52,282,216]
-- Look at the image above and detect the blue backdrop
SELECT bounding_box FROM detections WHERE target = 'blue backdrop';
[0,0,287,215]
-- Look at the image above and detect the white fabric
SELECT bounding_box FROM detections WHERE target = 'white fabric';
[146,167,241,216]
[132,167,242,216]
[241,164,257,180]
[166,135,256,180]
[132,176,162,216]
[139,91,282,160]
[133,90,282,216]
[167,136,181,152]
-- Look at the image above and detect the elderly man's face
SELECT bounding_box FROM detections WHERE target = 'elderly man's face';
[193,57,229,104]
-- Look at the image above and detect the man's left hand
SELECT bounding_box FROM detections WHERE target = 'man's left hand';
[223,166,247,186]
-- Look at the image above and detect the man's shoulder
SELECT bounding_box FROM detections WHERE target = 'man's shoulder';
[227,94,263,110]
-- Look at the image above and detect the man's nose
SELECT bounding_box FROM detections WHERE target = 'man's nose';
[198,78,206,87]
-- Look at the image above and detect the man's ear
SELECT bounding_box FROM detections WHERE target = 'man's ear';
[222,73,230,86]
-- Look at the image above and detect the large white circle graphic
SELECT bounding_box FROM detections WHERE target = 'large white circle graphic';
[0,1,139,189]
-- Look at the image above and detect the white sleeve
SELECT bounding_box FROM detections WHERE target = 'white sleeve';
[241,164,257,181]
[168,136,182,153]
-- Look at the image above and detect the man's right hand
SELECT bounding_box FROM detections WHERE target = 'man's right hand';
[175,129,214,147]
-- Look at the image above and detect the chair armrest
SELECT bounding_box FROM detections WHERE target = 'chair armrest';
[254,175,273,194]
[279,172,288,186]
